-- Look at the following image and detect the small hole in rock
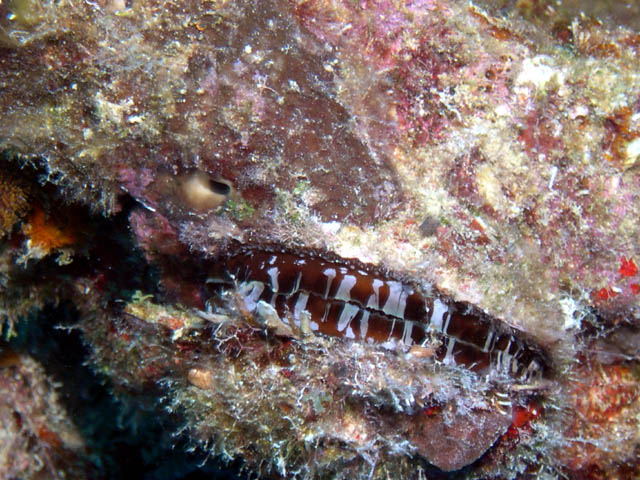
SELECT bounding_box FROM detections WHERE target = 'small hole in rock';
[208,179,232,196]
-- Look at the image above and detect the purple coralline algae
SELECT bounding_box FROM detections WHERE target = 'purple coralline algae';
[1,0,640,478]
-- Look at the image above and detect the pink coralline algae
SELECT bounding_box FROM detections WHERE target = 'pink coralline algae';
[1,0,640,479]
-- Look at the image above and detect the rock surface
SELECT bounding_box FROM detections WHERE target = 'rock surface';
[1,0,639,478]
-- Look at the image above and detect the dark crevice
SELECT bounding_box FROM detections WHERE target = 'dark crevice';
[1,151,248,479]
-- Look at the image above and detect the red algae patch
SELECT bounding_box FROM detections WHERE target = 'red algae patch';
[560,361,640,474]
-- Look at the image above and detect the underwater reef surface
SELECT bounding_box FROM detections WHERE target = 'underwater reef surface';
[1,0,640,478]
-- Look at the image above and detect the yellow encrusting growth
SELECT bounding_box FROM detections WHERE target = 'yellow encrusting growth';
[0,171,29,237]
[22,206,77,253]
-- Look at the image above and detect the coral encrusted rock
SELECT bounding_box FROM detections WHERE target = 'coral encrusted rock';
[1,0,639,478]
